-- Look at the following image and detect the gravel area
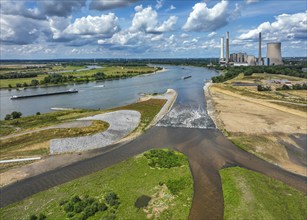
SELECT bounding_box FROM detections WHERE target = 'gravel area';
[50,110,140,154]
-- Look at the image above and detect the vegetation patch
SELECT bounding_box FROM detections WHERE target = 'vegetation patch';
[0,120,109,160]
[165,177,190,195]
[144,149,186,168]
[0,149,193,220]
[220,167,307,220]
[57,193,119,220]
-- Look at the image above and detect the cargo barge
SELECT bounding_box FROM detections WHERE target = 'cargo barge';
[11,89,78,100]
[182,75,192,80]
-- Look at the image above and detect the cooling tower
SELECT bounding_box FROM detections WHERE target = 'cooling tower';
[266,42,283,65]
[220,37,224,59]
[226,32,229,64]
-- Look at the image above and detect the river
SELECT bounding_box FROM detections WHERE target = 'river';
[0,65,218,126]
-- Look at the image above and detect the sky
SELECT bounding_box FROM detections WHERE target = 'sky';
[1,0,306,59]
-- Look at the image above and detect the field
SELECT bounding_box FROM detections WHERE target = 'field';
[220,167,307,220]
[0,64,158,88]
[209,73,307,176]
[0,149,193,220]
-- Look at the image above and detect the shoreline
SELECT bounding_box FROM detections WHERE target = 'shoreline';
[0,89,177,187]
[0,67,165,90]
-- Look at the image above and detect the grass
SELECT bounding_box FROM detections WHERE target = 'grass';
[0,149,193,220]
[229,134,287,164]
[0,109,101,136]
[220,166,307,220]
[0,120,109,160]
[0,65,157,88]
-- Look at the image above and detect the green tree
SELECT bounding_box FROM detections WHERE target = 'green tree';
[4,114,12,120]
[30,79,39,86]
[11,111,22,119]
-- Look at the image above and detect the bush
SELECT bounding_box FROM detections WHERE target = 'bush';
[4,114,12,120]
[36,112,41,115]
[29,215,37,220]
[100,203,108,211]
[105,192,120,207]
[67,212,74,218]
[59,199,68,206]
[38,213,46,220]
[64,202,74,212]
[11,111,22,119]
[166,178,189,195]
[31,79,39,86]
[71,195,81,203]
[144,149,186,168]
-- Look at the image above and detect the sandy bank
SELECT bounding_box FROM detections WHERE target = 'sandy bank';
[205,82,307,176]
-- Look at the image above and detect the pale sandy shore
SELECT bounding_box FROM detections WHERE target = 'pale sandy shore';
[0,89,177,186]
[204,82,307,176]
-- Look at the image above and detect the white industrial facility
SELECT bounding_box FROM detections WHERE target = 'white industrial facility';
[219,31,283,66]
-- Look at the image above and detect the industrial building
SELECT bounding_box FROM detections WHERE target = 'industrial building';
[219,31,283,66]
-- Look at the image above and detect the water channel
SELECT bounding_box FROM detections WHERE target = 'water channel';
[0,65,218,128]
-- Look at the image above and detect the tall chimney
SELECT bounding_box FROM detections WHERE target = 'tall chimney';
[220,37,224,59]
[226,32,229,64]
[258,32,262,64]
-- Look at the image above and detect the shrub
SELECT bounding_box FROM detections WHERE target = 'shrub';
[38,213,46,220]
[4,114,12,120]
[67,212,74,218]
[105,192,120,207]
[100,203,108,211]
[29,215,37,220]
[71,195,81,203]
[36,112,41,115]
[64,202,74,212]
[166,177,189,195]
[144,149,186,168]
[11,111,22,119]
[59,200,67,206]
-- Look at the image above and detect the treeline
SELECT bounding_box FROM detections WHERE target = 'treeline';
[0,72,38,79]
[11,69,157,88]
[212,65,307,83]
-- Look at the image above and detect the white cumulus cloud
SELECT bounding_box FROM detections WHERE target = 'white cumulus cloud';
[64,13,120,37]
[183,1,229,32]
[130,5,177,33]
[239,11,307,41]
[90,0,139,10]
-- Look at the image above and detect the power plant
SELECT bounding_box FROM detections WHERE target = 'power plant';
[219,31,283,66]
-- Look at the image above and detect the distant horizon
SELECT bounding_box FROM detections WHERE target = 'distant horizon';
[1,57,307,62]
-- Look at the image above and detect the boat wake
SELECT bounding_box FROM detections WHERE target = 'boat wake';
[157,105,215,129]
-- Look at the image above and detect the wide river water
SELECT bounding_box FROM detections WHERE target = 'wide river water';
[0,65,218,128]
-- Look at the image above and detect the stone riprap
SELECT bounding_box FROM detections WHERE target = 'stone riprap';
[50,110,141,154]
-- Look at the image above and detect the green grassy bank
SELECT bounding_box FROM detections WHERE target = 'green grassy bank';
[0,149,193,220]
[220,167,307,220]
